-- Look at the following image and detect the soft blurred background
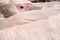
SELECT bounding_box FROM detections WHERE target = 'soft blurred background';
[29,0,60,2]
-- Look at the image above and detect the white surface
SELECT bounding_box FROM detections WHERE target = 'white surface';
[0,13,60,40]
